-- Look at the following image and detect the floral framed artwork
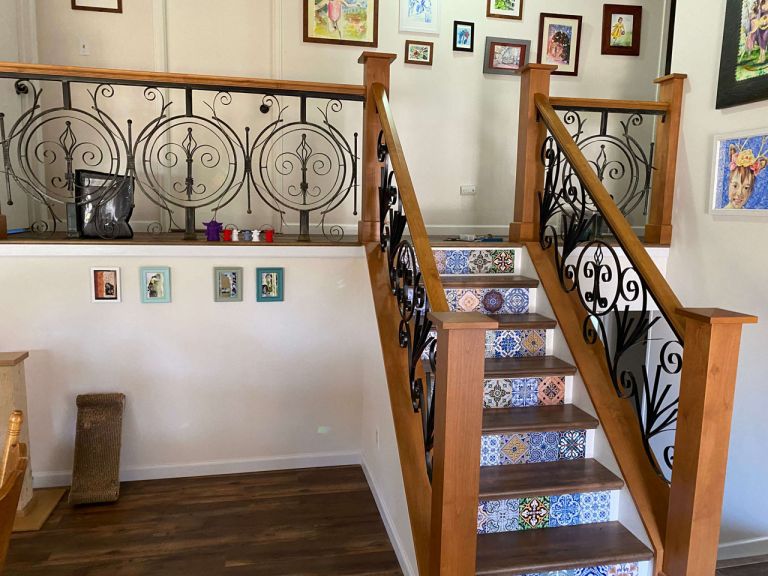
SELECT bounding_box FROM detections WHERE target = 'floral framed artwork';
[486,0,523,21]
[72,0,122,13]
[140,267,171,304]
[716,0,768,109]
[601,5,642,56]
[405,40,434,66]
[257,268,284,302]
[304,0,379,47]
[453,21,475,53]
[214,267,243,303]
[711,129,768,214]
[400,0,440,34]
[91,268,120,303]
[483,38,530,75]
[537,13,583,76]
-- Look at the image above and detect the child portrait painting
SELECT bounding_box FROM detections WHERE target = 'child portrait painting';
[610,14,633,48]
[304,0,378,47]
[712,131,768,213]
[538,14,582,76]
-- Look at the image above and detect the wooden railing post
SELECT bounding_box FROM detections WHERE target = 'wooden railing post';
[0,214,6,240]
[645,73,687,246]
[358,52,397,244]
[662,308,757,576]
[428,312,498,576]
[510,64,556,243]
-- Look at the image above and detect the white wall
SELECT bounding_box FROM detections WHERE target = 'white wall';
[667,0,768,559]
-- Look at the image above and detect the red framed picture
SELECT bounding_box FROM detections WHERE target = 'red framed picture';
[601,4,643,56]
[483,37,530,75]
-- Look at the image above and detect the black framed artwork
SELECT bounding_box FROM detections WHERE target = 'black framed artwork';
[453,21,475,52]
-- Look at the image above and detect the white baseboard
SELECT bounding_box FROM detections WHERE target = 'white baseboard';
[718,535,768,561]
[361,456,417,576]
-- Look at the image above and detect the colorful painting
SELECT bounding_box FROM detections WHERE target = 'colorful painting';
[538,14,583,76]
[718,0,768,108]
[304,0,378,47]
[91,268,120,303]
[453,21,475,52]
[257,268,284,302]
[399,0,439,34]
[483,37,530,75]
[214,267,243,302]
[737,0,768,82]
[610,15,633,47]
[712,130,768,213]
[487,0,523,20]
[140,267,171,304]
[601,5,642,56]
[405,40,434,65]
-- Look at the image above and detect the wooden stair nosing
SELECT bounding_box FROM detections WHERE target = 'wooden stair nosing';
[479,459,624,500]
[488,313,557,331]
[475,522,653,575]
[482,405,599,434]
[439,275,539,289]
[484,356,577,379]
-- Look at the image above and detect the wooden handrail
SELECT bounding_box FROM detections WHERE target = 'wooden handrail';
[534,93,685,339]
[549,96,670,115]
[372,82,448,312]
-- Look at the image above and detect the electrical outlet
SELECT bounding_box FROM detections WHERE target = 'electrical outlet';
[460,185,477,196]
[79,39,90,56]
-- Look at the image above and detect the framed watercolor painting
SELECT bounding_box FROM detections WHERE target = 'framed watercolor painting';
[214,267,243,303]
[711,130,768,214]
[487,0,523,20]
[140,267,171,304]
[453,21,475,53]
[717,0,768,109]
[257,268,285,302]
[405,40,434,65]
[400,0,440,34]
[601,5,642,56]
[483,38,530,75]
[72,0,122,13]
[304,0,379,47]
[537,13,583,76]
[91,268,120,303]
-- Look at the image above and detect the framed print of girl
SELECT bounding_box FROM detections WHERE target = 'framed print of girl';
[304,0,379,47]
[712,130,768,213]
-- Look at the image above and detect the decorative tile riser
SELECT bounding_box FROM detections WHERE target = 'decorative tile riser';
[481,430,587,466]
[478,491,612,534]
[425,330,547,360]
[445,288,530,314]
[433,248,517,275]
[484,377,566,408]
[516,564,639,576]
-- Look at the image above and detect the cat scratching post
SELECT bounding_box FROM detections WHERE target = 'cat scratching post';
[0,352,65,531]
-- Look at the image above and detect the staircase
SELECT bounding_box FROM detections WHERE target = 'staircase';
[428,244,653,576]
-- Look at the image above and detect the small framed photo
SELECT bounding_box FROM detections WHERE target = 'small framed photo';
[214,267,243,303]
[538,13,583,76]
[405,40,434,66]
[257,268,285,303]
[399,0,440,34]
[711,129,768,214]
[140,267,171,304]
[91,268,120,303]
[304,0,378,47]
[484,37,530,75]
[71,0,122,13]
[487,0,523,20]
[453,21,475,53]
[601,4,642,56]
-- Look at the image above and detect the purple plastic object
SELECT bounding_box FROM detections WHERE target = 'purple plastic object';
[203,220,223,242]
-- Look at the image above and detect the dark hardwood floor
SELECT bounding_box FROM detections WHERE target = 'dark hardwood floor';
[5,466,403,576]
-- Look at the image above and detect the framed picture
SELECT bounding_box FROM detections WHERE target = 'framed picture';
[400,0,440,34]
[537,13,583,76]
[453,21,475,53]
[304,0,378,47]
[484,38,530,75]
[71,0,122,13]
[257,268,285,302]
[601,5,642,56]
[405,40,434,65]
[91,268,120,303]
[140,267,171,304]
[214,267,243,303]
[487,0,523,20]
[711,129,768,214]
[716,0,768,109]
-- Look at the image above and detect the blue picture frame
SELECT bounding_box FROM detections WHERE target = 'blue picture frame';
[711,129,768,214]
[256,268,284,302]
[139,267,171,304]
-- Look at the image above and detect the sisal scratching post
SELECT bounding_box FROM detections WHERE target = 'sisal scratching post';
[69,393,126,505]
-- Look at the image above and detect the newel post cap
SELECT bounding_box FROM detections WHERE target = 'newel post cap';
[678,308,758,325]
[0,352,29,367]
[358,52,398,65]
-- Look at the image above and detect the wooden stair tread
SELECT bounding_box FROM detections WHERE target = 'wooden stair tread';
[479,459,624,500]
[484,356,577,378]
[475,522,652,575]
[439,275,539,289]
[487,313,557,330]
[482,405,599,434]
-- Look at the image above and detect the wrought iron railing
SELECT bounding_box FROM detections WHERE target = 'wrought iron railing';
[0,64,363,240]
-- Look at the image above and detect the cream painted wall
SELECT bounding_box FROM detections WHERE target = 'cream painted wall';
[666,0,768,559]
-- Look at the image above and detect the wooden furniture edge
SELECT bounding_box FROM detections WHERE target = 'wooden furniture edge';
[358,52,398,64]
[0,352,29,367]
[428,312,498,331]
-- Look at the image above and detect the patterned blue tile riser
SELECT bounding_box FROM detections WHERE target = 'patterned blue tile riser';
[445,288,530,314]
[486,329,546,358]
[477,491,612,533]
[481,430,587,466]
[517,564,639,576]
[433,248,516,275]
[484,377,566,408]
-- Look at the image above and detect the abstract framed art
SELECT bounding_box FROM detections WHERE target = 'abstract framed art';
[486,0,523,21]
[91,268,121,303]
[405,40,434,66]
[214,267,243,303]
[304,0,379,47]
[717,0,768,109]
[537,13,583,76]
[483,38,530,75]
[140,267,171,304]
[711,129,768,214]
[257,268,285,302]
[72,0,122,13]
[400,0,440,34]
[601,4,642,56]
[453,21,475,53]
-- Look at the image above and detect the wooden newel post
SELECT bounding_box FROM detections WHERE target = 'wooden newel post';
[510,64,556,243]
[0,213,7,240]
[358,52,397,244]
[645,73,687,246]
[662,308,757,576]
[428,312,498,576]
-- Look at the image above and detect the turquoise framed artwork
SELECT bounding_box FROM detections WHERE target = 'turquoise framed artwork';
[140,267,171,304]
[257,268,284,302]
